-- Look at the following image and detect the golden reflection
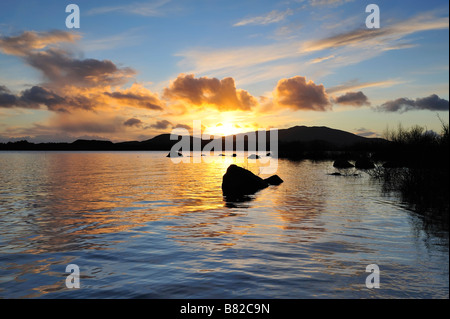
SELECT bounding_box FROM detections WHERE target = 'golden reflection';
[10,152,269,255]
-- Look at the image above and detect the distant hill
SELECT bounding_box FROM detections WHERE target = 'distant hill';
[0,125,386,152]
[234,125,384,147]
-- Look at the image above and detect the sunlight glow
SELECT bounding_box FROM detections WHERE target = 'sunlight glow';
[205,122,244,136]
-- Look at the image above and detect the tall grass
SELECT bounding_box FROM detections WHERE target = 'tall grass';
[373,120,449,230]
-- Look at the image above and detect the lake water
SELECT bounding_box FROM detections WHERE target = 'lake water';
[0,151,448,299]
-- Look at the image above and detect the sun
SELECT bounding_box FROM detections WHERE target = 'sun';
[205,122,243,136]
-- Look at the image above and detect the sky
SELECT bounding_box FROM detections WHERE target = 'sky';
[0,0,448,142]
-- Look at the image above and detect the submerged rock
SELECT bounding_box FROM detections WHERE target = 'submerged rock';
[333,159,354,168]
[222,165,268,197]
[166,151,183,157]
[264,175,284,185]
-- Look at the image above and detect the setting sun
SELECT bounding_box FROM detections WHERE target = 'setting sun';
[205,122,244,136]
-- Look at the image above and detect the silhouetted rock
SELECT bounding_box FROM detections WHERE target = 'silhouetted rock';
[166,151,183,157]
[355,158,375,169]
[248,154,260,159]
[232,153,237,157]
[333,159,354,168]
[264,175,283,185]
[222,164,268,197]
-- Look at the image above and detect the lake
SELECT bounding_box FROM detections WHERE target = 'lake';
[0,151,448,298]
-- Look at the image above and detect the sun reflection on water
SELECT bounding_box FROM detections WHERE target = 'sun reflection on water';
[0,151,448,298]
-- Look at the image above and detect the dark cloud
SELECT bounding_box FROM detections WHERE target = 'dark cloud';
[334,91,370,107]
[150,120,172,130]
[163,74,258,111]
[105,91,163,110]
[1,31,134,89]
[0,85,19,107]
[20,86,67,111]
[0,31,169,115]
[123,118,143,127]
[0,85,94,112]
[377,94,449,113]
[25,48,136,88]
[274,76,331,111]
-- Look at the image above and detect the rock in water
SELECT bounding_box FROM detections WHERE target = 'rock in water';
[264,175,283,185]
[333,159,354,168]
[166,151,183,157]
[248,154,260,159]
[222,164,268,197]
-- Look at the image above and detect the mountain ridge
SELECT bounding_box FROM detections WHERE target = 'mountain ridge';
[0,125,386,151]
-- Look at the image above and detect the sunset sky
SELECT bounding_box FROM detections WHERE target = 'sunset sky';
[0,0,448,142]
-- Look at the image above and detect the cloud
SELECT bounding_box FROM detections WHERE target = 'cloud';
[0,31,136,90]
[176,12,447,86]
[0,85,91,112]
[123,118,143,127]
[326,79,402,94]
[274,76,331,111]
[163,74,258,111]
[309,0,354,7]
[87,0,171,16]
[0,30,79,56]
[377,94,449,113]
[104,84,164,110]
[19,86,67,112]
[25,49,136,89]
[302,13,449,52]
[0,85,19,108]
[233,9,293,27]
[310,55,335,64]
[176,42,297,77]
[333,91,370,107]
[174,123,192,130]
[150,119,172,130]
[354,127,380,138]
[0,31,167,115]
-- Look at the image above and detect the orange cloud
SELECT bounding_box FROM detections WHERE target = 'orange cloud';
[163,74,258,111]
[274,76,331,111]
[0,30,164,114]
